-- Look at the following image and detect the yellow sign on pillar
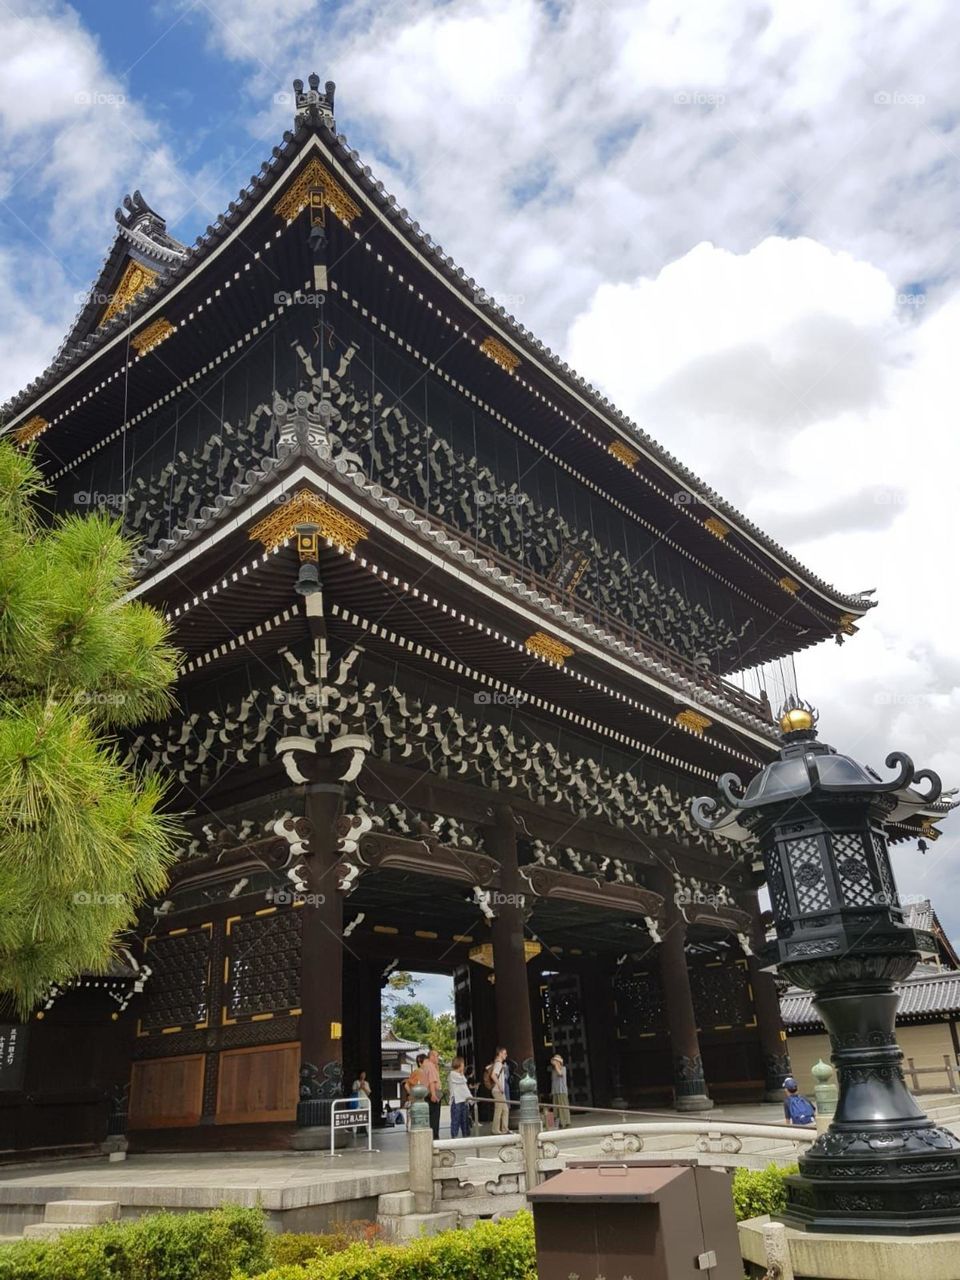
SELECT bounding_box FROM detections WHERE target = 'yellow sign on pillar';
[330,1021,342,1040]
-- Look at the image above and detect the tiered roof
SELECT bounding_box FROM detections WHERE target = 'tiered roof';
[2,76,885,778]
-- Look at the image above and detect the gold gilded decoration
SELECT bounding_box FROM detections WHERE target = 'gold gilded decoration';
[675,709,712,735]
[249,489,369,551]
[274,157,361,225]
[607,440,639,469]
[99,259,158,326]
[12,415,48,445]
[479,335,520,373]
[131,317,175,356]
[838,612,859,636]
[704,517,730,540]
[524,631,575,666]
[296,523,320,562]
[778,576,800,595]
[780,706,815,735]
[469,941,541,969]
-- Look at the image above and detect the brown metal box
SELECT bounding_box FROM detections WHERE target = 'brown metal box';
[526,1159,741,1280]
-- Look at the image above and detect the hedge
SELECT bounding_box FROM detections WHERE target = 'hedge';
[732,1163,797,1221]
[0,1166,795,1280]
[248,1213,536,1280]
[0,1205,268,1280]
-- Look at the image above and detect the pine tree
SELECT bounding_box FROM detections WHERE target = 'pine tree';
[0,441,183,1014]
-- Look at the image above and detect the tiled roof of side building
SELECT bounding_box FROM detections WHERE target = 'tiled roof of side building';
[783,969,960,1028]
[2,76,876,619]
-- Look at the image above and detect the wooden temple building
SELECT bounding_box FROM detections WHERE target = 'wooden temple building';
[2,77,944,1155]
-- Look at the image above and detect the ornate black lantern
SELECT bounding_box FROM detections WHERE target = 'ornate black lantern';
[692,700,960,1234]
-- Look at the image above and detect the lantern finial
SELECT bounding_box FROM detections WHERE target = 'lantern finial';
[778,697,818,738]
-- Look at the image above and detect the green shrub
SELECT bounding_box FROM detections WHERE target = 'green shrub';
[266,1226,382,1268]
[251,1212,536,1280]
[0,1205,268,1280]
[732,1163,797,1221]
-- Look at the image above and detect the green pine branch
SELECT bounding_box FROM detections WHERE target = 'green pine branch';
[0,441,185,1014]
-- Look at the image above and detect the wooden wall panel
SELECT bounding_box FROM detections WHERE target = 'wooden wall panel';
[129,1054,204,1129]
[215,1042,299,1124]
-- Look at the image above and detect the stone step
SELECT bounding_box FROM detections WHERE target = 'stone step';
[377,1190,416,1216]
[43,1200,121,1225]
[23,1223,96,1240]
[376,1210,458,1241]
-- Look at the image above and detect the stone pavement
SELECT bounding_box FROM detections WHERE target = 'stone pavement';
[1,1095,957,1238]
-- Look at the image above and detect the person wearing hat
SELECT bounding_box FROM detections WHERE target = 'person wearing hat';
[549,1054,570,1129]
[782,1075,816,1126]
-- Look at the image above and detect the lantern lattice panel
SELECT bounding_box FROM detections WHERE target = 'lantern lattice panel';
[833,832,876,908]
[786,835,831,914]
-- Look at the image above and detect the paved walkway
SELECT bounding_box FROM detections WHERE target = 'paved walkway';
[2,1096,955,1225]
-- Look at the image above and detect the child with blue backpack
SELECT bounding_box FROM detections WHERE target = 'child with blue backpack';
[782,1075,816,1126]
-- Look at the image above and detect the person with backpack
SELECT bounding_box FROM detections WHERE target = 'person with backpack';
[486,1046,509,1135]
[782,1076,816,1126]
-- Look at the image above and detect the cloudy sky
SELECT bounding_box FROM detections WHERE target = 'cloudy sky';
[2,0,959,963]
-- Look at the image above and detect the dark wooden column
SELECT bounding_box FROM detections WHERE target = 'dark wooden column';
[488,807,536,1075]
[743,889,792,1100]
[658,912,714,1112]
[582,960,615,1109]
[299,777,346,1098]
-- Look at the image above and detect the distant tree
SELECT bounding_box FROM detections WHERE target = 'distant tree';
[0,441,183,1014]
[430,1010,457,1062]
[390,1001,434,1046]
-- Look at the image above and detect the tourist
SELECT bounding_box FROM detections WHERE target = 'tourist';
[488,1046,510,1135]
[423,1047,442,1139]
[352,1069,371,1110]
[402,1053,426,1127]
[549,1054,571,1129]
[782,1076,816,1126]
[448,1055,472,1138]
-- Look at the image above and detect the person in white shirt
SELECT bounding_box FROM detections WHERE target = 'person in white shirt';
[448,1056,472,1138]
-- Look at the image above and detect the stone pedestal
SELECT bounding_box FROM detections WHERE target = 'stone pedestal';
[740,1214,960,1280]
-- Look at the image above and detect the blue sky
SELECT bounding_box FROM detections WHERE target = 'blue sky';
[3,0,960,942]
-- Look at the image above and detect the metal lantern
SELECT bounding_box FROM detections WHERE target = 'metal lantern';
[692,700,960,1235]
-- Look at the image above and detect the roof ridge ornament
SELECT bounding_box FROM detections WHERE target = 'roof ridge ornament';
[292,74,336,128]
